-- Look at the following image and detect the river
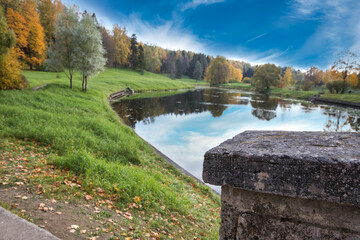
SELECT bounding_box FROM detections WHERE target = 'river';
[112,88,360,191]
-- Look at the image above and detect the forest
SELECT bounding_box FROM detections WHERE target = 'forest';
[1,0,360,93]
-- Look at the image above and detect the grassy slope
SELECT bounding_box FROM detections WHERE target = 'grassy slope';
[0,68,220,239]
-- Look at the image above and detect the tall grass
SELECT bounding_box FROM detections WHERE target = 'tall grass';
[0,68,220,221]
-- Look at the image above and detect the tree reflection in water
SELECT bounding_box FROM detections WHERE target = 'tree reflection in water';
[112,88,360,132]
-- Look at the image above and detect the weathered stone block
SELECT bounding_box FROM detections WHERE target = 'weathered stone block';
[203,131,360,239]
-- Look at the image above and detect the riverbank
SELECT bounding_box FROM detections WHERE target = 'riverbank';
[0,68,220,239]
[222,82,360,107]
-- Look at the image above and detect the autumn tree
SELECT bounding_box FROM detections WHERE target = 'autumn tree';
[113,25,130,67]
[204,56,230,86]
[280,67,292,88]
[37,0,63,45]
[6,8,28,64]
[0,0,21,12]
[229,64,243,82]
[46,6,79,88]
[21,0,46,69]
[253,63,281,92]
[75,12,106,92]
[303,66,321,90]
[330,51,360,94]
[0,8,25,90]
[100,26,116,67]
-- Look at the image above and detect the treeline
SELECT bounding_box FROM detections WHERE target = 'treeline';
[0,0,259,90]
[249,52,360,94]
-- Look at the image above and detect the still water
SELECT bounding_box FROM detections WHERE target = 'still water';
[112,88,360,191]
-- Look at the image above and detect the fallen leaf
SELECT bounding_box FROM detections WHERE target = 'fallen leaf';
[22,196,28,200]
[56,212,62,215]
[84,195,92,201]
[80,229,87,234]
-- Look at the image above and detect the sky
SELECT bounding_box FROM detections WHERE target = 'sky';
[66,0,360,70]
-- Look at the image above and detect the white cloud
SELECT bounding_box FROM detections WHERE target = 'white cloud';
[123,14,205,52]
[96,13,205,53]
[246,33,267,43]
[181,0,226,11]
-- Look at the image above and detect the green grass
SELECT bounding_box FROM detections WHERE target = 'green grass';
[0,68,220,239]
[320,93,360,104]
[269,87,318,100]
[221,82,255,90]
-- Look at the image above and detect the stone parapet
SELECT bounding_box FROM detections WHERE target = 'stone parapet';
[203,131,360,239]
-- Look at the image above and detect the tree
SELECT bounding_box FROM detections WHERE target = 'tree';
[113,25,130,67]
[204,56,230,86]
[331,51,360,94]
[193,60,202,80]
[138,43,145,75]
[253,63,281,92]
[46,6,79,88]
[144,44,161,72]
[129,33,138,70]
[280,67,292,88]
[37,0,63,45]
[75,12,106,92]
[0,7,14,58]
[229,64,243,82]
[100,26,116,67]
[0,9,25,90]
[0,0,21,12]
[302,66,321,90]
[21,0,46,69]
[6,8,28,63]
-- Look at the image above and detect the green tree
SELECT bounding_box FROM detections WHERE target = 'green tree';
[144,44,161,72]
[46,6,79,88]
[253,63,281,92]
[129,33,138,70]
[75,12,106,92]
[193,60,202,80]
[0,7,14,58]
[204,56,230,86]
[138,43,145,75]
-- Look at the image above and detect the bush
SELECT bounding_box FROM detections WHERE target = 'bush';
[301,80,314,91]
[243,77,252,84]
[326,80,347,94]
[0,48,26,90]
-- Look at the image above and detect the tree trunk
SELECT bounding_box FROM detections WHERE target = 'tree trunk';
[341,71,348,94]
[85,76,88,93]
[82,75,85,92]
[70,73,73,89]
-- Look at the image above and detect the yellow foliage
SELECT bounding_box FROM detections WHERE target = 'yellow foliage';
[22,0,46,68]
[113,25,130,67]
[0,48,27,90]
[279,67,292,88]
[229,64,243,82]
[6,8,28,62]
[346,73,358,87]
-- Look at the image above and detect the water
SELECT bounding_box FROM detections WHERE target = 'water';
[112,88,360,191]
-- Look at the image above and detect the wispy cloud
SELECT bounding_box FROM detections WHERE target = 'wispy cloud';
[181,0,225,11]
[246,33,267,43]
[122,14,205,52]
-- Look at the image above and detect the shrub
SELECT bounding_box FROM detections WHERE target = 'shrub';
[326,80,347,94]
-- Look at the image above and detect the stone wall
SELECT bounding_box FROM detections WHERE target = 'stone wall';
[203,131,360,239]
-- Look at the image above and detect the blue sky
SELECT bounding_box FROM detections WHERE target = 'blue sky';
[67,0,360,70]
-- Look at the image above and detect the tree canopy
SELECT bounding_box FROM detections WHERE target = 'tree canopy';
[204,56,230,86]
[253,63,281,92]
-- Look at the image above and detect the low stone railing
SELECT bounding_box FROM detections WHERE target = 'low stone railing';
[203,131,360,239]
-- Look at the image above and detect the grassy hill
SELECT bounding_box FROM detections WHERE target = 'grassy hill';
[0,68,219,239]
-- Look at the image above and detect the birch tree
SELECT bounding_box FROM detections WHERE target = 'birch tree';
[46,6,79,88]
[75,12,106,92]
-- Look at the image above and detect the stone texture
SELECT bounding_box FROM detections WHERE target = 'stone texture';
[203,131,360,239]
[203,131,360,206]
[220,186,360,240]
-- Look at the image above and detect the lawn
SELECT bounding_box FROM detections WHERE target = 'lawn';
[0,68,220,239]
